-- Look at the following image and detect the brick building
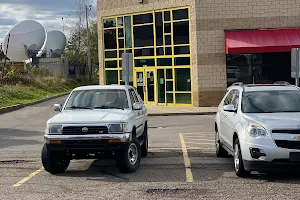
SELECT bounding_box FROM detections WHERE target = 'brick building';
[97,0,300,106]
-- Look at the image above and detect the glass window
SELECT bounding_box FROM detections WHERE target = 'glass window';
[105,50,117,58]
[126,49,132,53]
[175,57,190,65]
[118,39,124,48]
[134,48,154,57]
[175,93,191,104]
[119,50,124,58]
[174,46,190,55]
[164,11,170,21]
[104,29,117,49]
[165,35,171,45]
[157,69,165,103]
[105,70,118,84]
[118,28,124,38]
[157,58,172,66]
[242,90,300,113]
[166,69,172,79]
[103,18,116,28]
[175,68,191,91]
[155,12,162,24]
[135,59,155,67]
[164,23,171,33]
[125,16,132,48]
[119,60,122,68]
[167,93,173,103]
[165,47,172,55]
[105,60,118,68]
[155,12,163,46]
[172,8,188,20]
[133,13,153,25]
[157,47,164,56]
[117,17,123,26]
[133,25,154,47]
[173,21,189,45]
[166,81,173,91]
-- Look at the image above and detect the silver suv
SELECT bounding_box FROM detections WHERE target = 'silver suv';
[215,82,300,177]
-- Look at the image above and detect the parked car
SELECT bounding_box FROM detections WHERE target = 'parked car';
[215,82,300,177]
[42,85,148,174]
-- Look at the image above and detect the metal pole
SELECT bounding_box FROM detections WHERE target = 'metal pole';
[85,5,92,82]
[1,34,10,81]
[296,48,300,87]
[62,17,65,33]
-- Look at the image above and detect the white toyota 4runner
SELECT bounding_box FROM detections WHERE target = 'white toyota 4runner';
[42,85,148,174]
[215,82,300,177]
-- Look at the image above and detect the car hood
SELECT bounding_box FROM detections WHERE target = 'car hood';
[243,112,300,130]
[48,109,130,124]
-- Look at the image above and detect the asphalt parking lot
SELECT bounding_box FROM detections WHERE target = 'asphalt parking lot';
[1,97,300,200]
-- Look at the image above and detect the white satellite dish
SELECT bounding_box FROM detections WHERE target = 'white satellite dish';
[2,20,46,61]
[38,30,67,58]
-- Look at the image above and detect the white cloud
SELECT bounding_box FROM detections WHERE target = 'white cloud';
[0,0,97,44]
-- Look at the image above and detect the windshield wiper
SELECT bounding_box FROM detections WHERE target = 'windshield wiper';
[93,105,124,110]
[66,106,92,110]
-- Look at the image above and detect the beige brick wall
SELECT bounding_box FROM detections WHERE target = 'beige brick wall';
[195,0,300,106]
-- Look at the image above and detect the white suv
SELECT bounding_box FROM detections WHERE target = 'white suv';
[215,82,300,177]
[42,85,148,174]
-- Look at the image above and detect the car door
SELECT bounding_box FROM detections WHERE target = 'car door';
[219,89,235,148]
[223,89,241,150]
[129,89,144,138]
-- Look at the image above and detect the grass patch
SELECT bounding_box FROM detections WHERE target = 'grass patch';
[0,75,95,108]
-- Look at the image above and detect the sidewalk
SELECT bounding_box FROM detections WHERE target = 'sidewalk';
[145,105,217,116]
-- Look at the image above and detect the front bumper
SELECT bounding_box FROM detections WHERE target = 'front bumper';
[44,133,131,152]
[243,160,300,173]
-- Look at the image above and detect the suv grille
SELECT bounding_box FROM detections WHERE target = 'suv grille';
[275,140,300,150]
[272,129,300,134]
[62,126,108,135]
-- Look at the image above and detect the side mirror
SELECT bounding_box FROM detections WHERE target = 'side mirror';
[223,104,237,112]
[133,102,144,110]
[53,104,62,112]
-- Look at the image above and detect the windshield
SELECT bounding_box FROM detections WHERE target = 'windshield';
[64,89,129,110]
[242,90,300,113]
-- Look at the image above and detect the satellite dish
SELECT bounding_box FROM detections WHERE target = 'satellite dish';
[2,20,46,62]
[38,30,67,58]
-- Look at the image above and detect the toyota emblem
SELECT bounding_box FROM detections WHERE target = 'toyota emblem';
[82,127,88,133]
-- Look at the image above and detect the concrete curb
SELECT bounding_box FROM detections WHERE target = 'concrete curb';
[148,112,216,116]
[0,92,69,115]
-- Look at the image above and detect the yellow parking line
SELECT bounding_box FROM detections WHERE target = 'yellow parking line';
[13,168,43,187]
[184,138,215,142]
[179,133,194,183]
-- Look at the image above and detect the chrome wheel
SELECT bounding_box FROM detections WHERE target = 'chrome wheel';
[234,144,240,172]
[128,143,138,165]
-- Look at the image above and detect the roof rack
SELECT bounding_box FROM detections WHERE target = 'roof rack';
[231,82,244,86]
[273,81,290,85]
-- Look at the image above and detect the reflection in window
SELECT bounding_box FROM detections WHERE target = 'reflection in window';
[174,46,190,55]
[119,50,124,58]
[157,69,165,103]
[118,39,124,48]
[134,25,154,47]
[125,16,132,48]
[105,50,117,58]
[135,59,155,67]
[175,68,191,91]
[105,70,118,84]
[157,58,172,66]
[172,8,188,20]
[134,48,154,57]
[105,60,118,68]
[176,93,191,104]
[167,93,173,103]
[173,21,189,45]
[104,18,116,28]
[117,17,123,26]
[155,12,163,46]
[104,29,117,49]
[133,13,153,24]
[118,28,124,38]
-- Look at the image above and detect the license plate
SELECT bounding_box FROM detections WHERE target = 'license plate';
[289,152,300,162]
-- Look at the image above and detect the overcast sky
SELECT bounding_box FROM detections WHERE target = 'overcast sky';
[0,0,97,44]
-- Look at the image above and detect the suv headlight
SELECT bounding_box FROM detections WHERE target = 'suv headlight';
[108,123,128,133]
[247,123,267,138]
[48,125,63,134]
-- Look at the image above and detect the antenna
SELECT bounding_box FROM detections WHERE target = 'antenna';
[252,75,255,84]
[62,17,65,33]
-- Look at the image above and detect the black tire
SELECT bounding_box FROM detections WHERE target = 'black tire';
[234,139,251,177]
[41,144,70,174]
[141,125,148,157]
[116,137,141,173]
[215,129,228,157]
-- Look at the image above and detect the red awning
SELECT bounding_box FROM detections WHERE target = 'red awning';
[225,28,300,54]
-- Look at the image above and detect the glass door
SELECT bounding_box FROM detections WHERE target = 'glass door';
[134,68,157,104]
